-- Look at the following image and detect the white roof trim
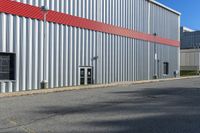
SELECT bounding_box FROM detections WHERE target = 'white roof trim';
[182,26,194,32]
[149,0,181,15]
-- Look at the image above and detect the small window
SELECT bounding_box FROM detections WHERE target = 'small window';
[0,53,15,80]
[163,62,169,75]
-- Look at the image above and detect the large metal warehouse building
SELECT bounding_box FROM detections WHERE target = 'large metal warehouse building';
[0,0,180,93]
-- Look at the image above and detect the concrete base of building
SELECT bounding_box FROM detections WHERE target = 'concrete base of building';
[0,76,200,98]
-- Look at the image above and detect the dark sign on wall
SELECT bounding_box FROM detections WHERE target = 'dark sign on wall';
[0,53,15,80]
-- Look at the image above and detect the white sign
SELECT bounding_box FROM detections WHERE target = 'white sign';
[155,53,158,60]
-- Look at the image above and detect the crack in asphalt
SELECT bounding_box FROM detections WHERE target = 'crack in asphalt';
[0,115,56,132]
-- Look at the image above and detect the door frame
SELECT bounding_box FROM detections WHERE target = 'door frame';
[78,66,93,85]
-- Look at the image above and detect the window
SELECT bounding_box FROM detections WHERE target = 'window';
[0,53,15,80]
[163,62,169,75]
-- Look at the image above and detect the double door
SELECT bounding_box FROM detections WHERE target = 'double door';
[79,67,93,85]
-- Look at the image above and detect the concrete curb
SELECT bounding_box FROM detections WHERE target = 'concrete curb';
[0,76,200,98]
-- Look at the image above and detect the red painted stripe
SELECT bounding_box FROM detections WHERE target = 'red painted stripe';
[0,0,180,47]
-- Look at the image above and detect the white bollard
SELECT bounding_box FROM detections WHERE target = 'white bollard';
[12,81,16,92]
[7,81,12,93]
[0,82,6,93]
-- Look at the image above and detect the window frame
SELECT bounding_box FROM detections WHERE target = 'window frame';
[163,62,169,75]
[0,52,16,81]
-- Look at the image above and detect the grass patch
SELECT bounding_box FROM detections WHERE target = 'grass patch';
[180,70,199,76]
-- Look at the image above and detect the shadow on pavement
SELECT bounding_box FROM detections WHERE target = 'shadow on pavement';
[34,86,200,133]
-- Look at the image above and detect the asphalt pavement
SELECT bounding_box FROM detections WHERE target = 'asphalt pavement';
[0,77,200,133]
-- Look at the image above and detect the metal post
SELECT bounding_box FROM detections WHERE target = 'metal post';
[196,43,198,75]
[198,43,200,75]
[194,43,197,75]
[197,43,200,75]
[147,1,151,80]
[192,43,195,75]
[41,6,49,89]
[43,12,47,81]
[153,33,158,79]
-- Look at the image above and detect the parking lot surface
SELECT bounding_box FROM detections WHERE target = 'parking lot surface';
[0,78,200,133]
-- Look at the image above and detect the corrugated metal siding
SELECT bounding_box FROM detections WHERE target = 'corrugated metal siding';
[150,3,179,40]
[0,0,179,93]
[181,49,200,70]
[16,0,149,32]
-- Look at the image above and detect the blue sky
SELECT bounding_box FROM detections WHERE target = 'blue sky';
[157,0,200,30]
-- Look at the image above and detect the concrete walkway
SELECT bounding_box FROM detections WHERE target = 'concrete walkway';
[0,76,199,98]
